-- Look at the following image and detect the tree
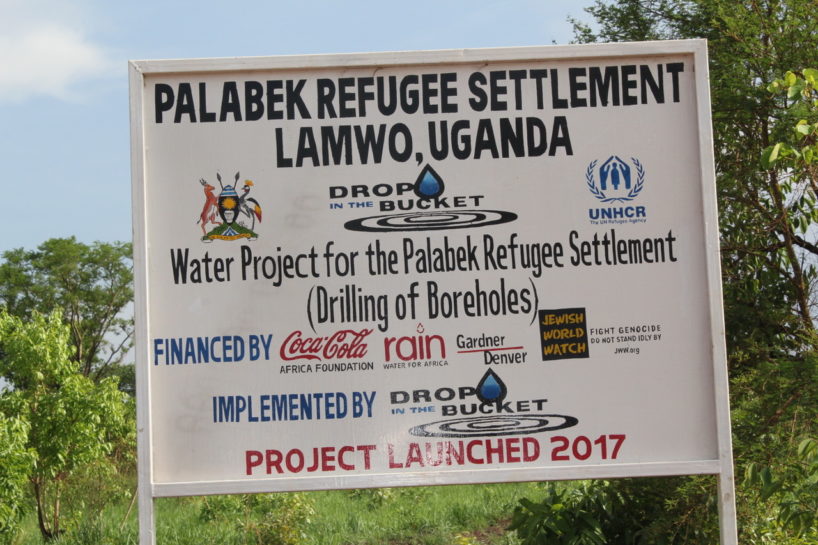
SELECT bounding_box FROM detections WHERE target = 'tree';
[0,238,133,380]
[509,1,818,542]
[0,310,130,540]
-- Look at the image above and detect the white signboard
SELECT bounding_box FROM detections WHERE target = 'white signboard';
[131,40,735,542]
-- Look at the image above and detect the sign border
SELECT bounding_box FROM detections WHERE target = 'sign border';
[130,39,736,544]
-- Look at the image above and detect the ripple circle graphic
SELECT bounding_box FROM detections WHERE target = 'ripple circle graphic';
[409,414,579,438]
[344,210,518,232]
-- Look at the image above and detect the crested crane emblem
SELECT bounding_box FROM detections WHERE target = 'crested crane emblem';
[197,171,263,241]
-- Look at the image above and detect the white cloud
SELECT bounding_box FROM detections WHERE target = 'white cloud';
[0,2,115,102]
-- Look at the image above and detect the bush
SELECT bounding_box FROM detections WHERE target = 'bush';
[346,487,397,508]
[509,478,719,545]
[199,493,315,545]
[0,411,33,543]
[744,438,818,541]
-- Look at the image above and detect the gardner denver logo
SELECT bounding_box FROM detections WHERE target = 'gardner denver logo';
[586,156,647,225]
[331,164,517,232]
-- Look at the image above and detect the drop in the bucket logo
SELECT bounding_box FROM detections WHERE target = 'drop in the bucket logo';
[339,163,517,232]
[405,370,578,438]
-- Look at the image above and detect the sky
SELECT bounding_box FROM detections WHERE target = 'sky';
[0,0,591,256]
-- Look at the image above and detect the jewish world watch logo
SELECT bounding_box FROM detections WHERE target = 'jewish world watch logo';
[586,156,647,225]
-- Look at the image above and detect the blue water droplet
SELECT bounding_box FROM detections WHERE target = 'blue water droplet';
[414,165,445,199]
[477,369,507,403]
[418,171,440,195]
[481,375,501,400]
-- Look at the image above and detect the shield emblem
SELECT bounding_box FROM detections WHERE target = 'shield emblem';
[218,185,239,224]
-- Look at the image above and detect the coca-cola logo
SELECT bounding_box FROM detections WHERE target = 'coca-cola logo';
[280,329,373,361]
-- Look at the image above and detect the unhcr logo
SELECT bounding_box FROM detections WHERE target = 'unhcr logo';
[585,156,647,224]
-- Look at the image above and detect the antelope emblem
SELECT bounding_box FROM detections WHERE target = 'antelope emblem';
[197,178,221,235]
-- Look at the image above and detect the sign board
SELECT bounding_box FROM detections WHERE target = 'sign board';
[130,40,735,543]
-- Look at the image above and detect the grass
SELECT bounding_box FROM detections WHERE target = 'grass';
[11,482,548,545]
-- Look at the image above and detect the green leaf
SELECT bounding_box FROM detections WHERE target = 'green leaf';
[797,438,817,458]
[788,81,805,99]
[760,467,773,488]
[796,120,811,135]
[761,143,782,168]
[745,462,759,485]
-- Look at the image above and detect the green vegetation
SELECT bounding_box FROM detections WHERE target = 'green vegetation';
[3,2,818,544]
[0,237,133,381]
[9,484,545,545]
[0,238,136,542]
[0,311,132,541]
[0,412,33,541]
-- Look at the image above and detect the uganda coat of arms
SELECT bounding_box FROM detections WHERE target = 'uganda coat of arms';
[197,172,262,241]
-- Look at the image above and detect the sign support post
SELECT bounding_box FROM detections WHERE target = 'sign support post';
[130,61,157,545]
[693,41,737,545]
